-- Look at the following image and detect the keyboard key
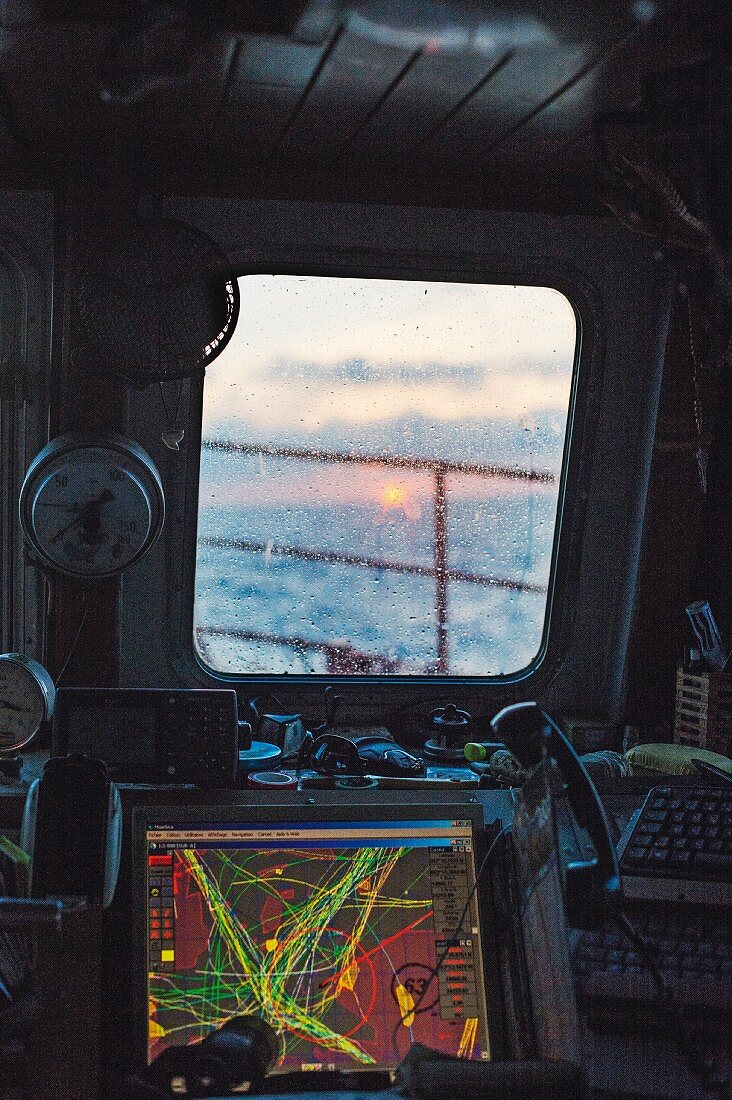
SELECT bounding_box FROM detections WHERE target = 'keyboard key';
[625,846,649,864]
[621,785,732,891]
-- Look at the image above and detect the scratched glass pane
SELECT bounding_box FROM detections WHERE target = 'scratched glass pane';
[195,276,576,676]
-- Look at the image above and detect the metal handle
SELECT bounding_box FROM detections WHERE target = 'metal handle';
[0,896,87,931]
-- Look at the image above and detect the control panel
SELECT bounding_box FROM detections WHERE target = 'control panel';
[52,688,239,787]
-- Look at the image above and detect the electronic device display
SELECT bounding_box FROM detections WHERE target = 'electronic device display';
[133,803,497,1076]
[52,688,238,786]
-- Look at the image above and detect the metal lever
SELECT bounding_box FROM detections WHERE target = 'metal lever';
[0,896,87,931]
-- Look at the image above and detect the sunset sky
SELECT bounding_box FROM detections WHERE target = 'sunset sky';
[203,275,577,432]
[199,275,577,509]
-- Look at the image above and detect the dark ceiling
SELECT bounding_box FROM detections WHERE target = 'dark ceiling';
[0,0,726,213]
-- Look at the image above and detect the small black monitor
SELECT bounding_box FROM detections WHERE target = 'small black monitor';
[132,802,498,1076]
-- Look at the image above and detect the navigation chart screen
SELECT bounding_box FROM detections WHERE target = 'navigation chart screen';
[144,816,492,1073]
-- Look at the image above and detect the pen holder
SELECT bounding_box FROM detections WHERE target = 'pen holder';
[674,666,732,757]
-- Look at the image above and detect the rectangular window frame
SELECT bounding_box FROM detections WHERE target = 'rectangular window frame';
[173,252,598,724]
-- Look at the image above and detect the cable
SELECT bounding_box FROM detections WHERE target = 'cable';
[157,379,183,428]
[54,593,89,687]
[616,908,729,1095]
[615,909,667,1001]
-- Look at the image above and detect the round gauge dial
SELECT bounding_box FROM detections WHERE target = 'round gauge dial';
[0,653,56,753]
[20,432,165,579]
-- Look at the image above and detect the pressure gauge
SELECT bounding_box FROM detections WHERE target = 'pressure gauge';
[19,432,165,579]
[0,653,55,753]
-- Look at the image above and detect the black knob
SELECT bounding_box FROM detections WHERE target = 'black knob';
[430,704,470,732]
[146,1015,280,1096]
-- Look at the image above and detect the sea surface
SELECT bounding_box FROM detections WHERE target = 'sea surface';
[194,484,558,678]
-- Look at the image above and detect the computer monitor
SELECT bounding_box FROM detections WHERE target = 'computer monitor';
[133,803,498,1076]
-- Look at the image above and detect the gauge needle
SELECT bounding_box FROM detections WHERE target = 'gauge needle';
[0,701,24,712]
[50,511,85,544]
[50,489,115,543]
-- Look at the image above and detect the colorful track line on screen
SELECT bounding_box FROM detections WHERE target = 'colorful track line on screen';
[147,841,481,1069]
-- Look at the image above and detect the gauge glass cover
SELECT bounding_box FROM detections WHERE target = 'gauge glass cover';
[0,655,53,752]
[20,434,165,579]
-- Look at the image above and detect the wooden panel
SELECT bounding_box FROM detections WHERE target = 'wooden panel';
[213,36,327,165]
[433,43,597,162]
[275,26,416,167]
[490,64,601,175]
[338,46,507,168]
[420,2,636,168]
[492,13,702,175]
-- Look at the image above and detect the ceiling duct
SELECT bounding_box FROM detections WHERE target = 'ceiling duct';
[341,0,658,51]
[345,1,556,52]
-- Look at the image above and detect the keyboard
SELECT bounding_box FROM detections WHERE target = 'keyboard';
[572,908,732,1024]
[618,784,732,904]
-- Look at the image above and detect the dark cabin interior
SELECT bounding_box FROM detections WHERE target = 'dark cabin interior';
[0,1,730,1098]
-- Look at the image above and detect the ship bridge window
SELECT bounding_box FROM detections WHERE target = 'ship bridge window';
[193,274,577,679]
